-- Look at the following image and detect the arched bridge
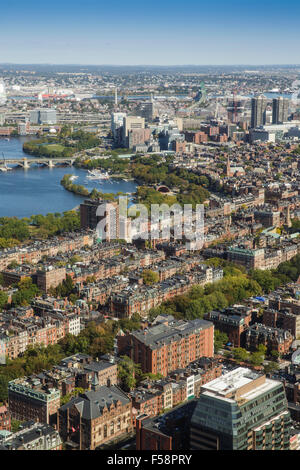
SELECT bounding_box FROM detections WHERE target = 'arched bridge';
[0,157,76,170]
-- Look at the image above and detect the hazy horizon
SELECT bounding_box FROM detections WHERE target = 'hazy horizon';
[1,0,300,66]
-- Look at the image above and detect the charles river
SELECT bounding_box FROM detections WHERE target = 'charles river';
[0,137,137,218]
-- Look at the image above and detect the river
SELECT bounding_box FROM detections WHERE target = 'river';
[0,137,137,218]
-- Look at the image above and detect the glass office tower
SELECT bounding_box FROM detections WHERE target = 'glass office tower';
[190,367,291,450]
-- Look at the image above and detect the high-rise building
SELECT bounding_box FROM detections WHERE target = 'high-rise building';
[80,198,120,242]
[251,95,267,128]
[189,367,291,450]
[122,116,145,147]
[128,128,151,149]
[138,102,157,122]
[272,97,289,124]
[111,112,126,141]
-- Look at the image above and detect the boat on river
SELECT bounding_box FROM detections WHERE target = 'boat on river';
[86,169,110,180]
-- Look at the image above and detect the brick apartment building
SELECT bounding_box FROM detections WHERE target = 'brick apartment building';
[110,266,222,318]
[119,317,214,376]
[245,323,294,354]
[35,354,118,397]
[36,266,66,292]
[204,305,252,347]
[0,405,11,431]
[8,377,60,424]
[136,400,197,451]
[263,308,300,338]
[0,232,94,271]
[0,421,62,450]
[130,357,222,425]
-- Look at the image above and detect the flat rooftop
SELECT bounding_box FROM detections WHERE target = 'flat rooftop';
[132,318,213,349]
[200,367,280,403]
[201,367,258,395]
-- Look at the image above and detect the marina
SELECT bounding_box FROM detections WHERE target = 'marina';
[0,137,137,218]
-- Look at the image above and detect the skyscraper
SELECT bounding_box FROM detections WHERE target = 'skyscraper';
[80,198,119,242]
[190,367,291,450]
[111,112,127,141]
[122,116,145,147]
[272,97,289,124]
[251,95,267,128]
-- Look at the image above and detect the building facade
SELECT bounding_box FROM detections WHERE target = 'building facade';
[189,367,291,450]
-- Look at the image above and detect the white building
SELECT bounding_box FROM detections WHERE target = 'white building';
[111,112,127,140]
[67,316,81,336]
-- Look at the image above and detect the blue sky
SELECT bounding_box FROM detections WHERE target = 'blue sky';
[1,0,300,65]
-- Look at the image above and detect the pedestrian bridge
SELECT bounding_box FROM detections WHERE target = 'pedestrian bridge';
[0,157,76,169]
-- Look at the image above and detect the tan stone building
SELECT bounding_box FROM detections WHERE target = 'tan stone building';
[58,385,132,450]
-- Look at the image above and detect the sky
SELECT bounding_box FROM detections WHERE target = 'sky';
[1,0,300,65]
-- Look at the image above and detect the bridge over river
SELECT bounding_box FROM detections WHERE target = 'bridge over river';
[0,157,76,170]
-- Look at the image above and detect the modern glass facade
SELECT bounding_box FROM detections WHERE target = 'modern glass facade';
[190,373,291,450]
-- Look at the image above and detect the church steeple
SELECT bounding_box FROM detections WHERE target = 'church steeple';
[91,374,99,392]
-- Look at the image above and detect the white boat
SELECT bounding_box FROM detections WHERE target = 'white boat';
[69,175,79,181]
[0,165,12,172]
[87,169,110,180]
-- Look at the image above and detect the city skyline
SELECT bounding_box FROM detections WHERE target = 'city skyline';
[1,0,300,65]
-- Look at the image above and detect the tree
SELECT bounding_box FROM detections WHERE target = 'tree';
[264,362,279,375]
[12,277,40,306]
[250,351,264,367]
[270,350,280,361]
[257,344,267,356]
[142,270,159,285]
[7,260,19,269]
[11,419,22,433]
[69,255,83,265]
[0,291,8,309]
[214,330,229,353]
[60,387,86,405]
[117,356,142,391]
[232,347,249,362]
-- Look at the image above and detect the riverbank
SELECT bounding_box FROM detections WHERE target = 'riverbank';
[60,173,130,202]
[22,130,101,159]
[0,137,138,218]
